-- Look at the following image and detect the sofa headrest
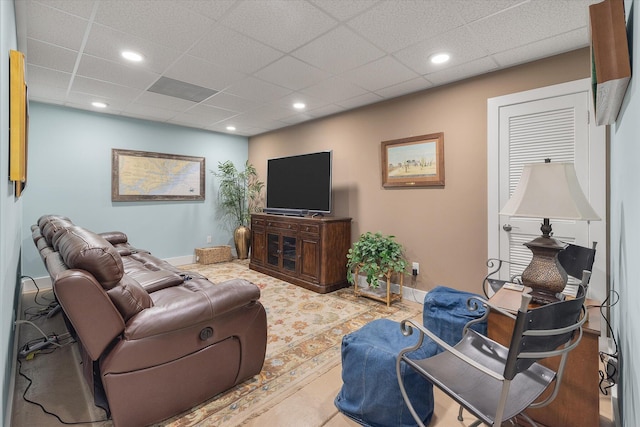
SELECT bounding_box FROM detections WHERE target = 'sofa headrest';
[99,231,129,245]
[37,214,72,228]
[40,217,74,246]
[56,226,124,289]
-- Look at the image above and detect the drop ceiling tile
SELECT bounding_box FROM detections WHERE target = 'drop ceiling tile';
[26,65,73,90]
[71,76,141,101]
[242,103,297,122]
[94,0,213,51]
[182,0,238,21]
[280,113,316,125]
[76,55,159,89]
[254,56,330,91]
[218,112,285,131]
[336,92,383,110]
[26,1,89,51]
[203,92,263,113]
[292,26,385,74]
[65,91,130,110]
[134,91,197,111]
[307,103,344,118]
[425,56,499,86]
[33,0,98,19]
[122,103,180,121]
[299,76,368,103]
[347,0,465,53]
[178,104,238,122]
[188,25,283,75]
[450,0,528,24]
[493,28,590,68]
[219,0,337,53]
[163,55,245,92]
[340,56,419,92]
[26,38,78,74]
[272,92,329,112]
[27,84,69,103]
[394,26,488,75]
[83,24,183,74]
[467,0,591,54]
[310,0,379,21]
[374,77,432,99]
[224,77,293,103]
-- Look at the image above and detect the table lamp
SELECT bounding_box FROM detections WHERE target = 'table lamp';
[500,159,600,303]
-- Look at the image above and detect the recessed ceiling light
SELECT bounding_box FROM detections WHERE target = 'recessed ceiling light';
[226,126,236,131]
[430,53,450,64]
[293,102,306,110]
[91,101,108,108]
[122,51,143,62]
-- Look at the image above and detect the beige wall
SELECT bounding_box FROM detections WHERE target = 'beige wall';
[249,48,590,294]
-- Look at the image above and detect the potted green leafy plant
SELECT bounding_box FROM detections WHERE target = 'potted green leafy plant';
[212,160,264,259]
[346,231,407,289]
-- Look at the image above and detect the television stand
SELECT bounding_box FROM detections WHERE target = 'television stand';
[249,213,352,293]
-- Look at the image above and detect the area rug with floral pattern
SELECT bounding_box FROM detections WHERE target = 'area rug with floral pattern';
[158,260,421,427]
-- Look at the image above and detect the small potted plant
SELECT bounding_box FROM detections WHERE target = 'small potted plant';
[212,160,264,259]
[346,231,407,289]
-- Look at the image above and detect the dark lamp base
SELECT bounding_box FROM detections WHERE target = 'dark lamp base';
[522,235,568,305]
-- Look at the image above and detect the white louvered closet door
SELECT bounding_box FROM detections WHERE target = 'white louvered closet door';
[487,76,610,302]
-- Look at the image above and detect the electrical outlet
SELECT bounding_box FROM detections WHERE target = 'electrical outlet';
[412,262,419,275]
[207,235,212,244]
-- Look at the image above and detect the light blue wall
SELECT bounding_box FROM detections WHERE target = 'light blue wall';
[22,102,249,278]
[610,1,639,425]
[1,0,22,423]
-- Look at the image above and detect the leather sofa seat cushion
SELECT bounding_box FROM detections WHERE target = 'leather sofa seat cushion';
[129,270,185,292]
[56,226,125,289]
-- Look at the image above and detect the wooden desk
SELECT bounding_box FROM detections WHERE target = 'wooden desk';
[488,287,601,427]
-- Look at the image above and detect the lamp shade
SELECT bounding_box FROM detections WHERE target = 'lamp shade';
[500,162,601,221]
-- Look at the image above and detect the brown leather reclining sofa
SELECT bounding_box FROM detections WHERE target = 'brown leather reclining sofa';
[31,215,267,427]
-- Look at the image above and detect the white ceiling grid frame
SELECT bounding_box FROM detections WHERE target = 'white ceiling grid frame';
[16,0,600,136]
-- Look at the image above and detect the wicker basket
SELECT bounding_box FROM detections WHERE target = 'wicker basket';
[195,246,232,264]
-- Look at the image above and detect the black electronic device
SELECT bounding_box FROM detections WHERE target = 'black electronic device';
[264,151,332,216]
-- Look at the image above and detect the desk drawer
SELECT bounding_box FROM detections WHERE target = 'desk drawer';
[266,220,298,232]
[299,224,320,236]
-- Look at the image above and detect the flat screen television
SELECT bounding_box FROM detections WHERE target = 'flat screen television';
[264,151,332,216]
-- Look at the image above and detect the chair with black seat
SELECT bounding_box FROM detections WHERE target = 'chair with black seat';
[396,285,587,427]
[482,241,597,298]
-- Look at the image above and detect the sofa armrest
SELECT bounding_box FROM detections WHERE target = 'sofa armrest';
[54,270,125,360]
[124,278,260,339]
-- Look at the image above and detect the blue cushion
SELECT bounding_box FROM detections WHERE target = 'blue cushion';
[423,286,487,348]
[335,319,436,427]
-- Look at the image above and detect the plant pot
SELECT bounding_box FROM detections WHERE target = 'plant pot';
[234,225,251,260]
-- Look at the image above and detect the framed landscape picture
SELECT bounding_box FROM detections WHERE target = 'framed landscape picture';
[111,149,205,201]
[381,132,444,188]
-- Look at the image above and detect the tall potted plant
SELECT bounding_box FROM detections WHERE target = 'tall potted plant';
[213,160,264,259]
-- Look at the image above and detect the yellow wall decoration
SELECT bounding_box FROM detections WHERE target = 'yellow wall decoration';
[9,49,28,196]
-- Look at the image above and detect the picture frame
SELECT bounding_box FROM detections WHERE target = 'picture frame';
[381,132,444,188]
[9,49,28,197]
[111,149,205,201]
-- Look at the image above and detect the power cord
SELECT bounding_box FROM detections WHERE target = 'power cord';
[21,275,59,321]
[589,289,620,395]
[15,321,109,424]
[407,267,421,303]
[17,359,109,425]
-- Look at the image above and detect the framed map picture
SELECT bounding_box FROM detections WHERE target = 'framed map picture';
[111,149,205,201]
[381,133,444,188]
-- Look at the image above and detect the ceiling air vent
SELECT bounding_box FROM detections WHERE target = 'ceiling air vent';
[147,76,217,102]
